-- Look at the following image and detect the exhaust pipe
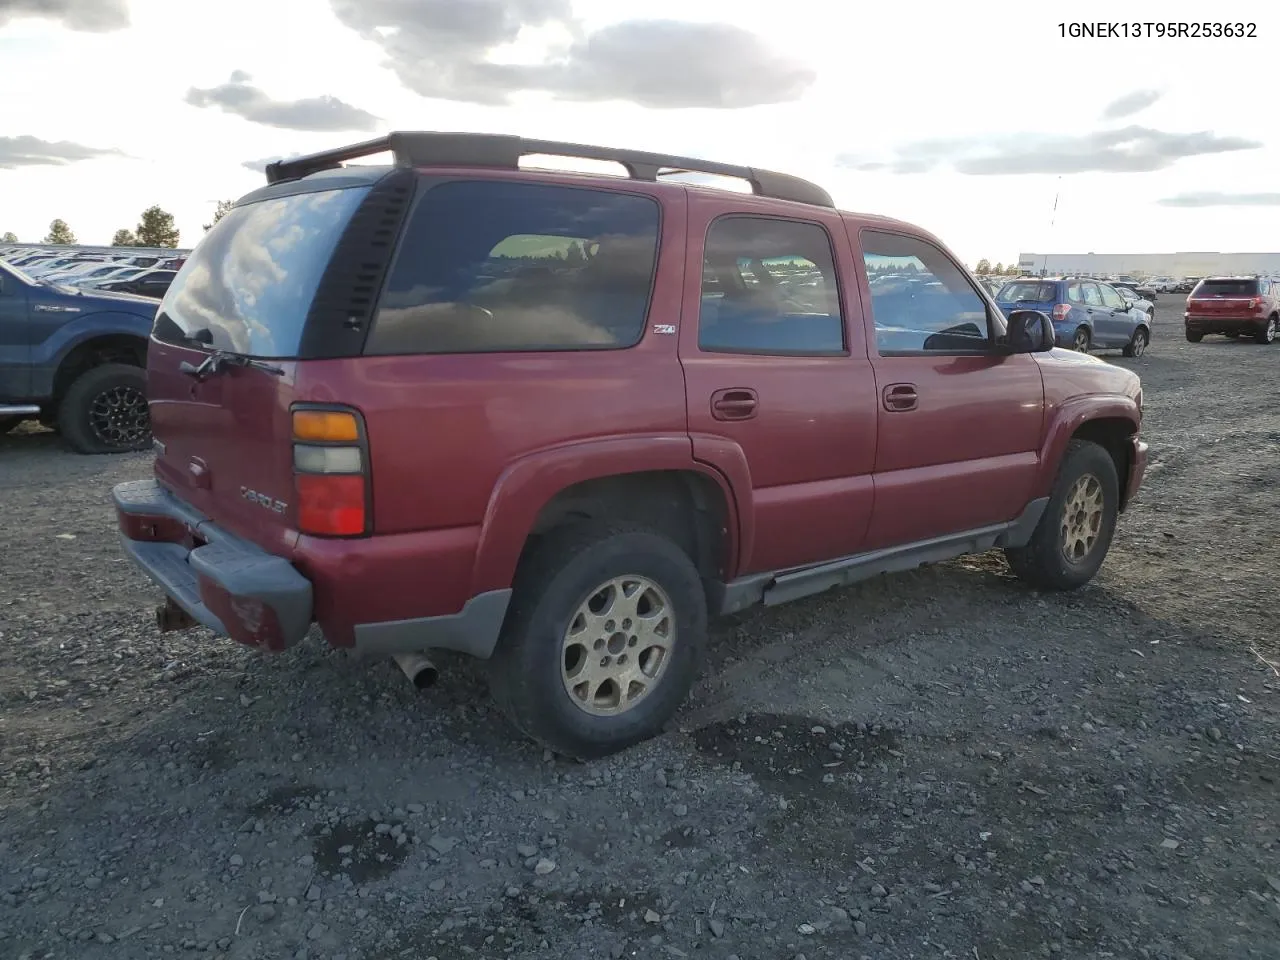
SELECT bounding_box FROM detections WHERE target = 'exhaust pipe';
[156,598,198,632]
[0,404,40,416]
[392,652,439,689]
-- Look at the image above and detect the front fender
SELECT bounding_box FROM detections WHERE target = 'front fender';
[1036,395,1141,496]
[470,437,743,594]
[31,311,154,396]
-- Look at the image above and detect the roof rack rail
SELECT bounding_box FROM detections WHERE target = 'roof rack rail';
[263,131,835,208]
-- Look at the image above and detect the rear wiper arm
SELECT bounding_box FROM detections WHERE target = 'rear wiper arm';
[180,350,284,381]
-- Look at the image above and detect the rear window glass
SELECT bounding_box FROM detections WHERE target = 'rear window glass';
[154,186,370,357]
[997,281,1056,302]
[365,180,660,355]
[1196,279,1258,296]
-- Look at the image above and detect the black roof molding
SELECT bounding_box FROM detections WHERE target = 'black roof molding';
[263,131,834,208]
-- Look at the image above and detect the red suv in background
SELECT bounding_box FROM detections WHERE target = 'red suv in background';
[112,132,1149,759]
[1185,275,1280,344]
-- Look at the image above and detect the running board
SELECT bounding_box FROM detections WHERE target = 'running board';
[713,497,1049,615]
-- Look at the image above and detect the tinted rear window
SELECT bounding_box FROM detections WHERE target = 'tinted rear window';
[1196,279,1258,296]
[154,186,370,357]
[365,180,660,355]
[998,281,1056,302]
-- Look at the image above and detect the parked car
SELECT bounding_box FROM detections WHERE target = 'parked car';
[995,277,1151,356]
[1111,280,1157,302]
[1184,276,1280,344]
[97,269,177,299]
[0,258,158,452]
[112,131,1149,759]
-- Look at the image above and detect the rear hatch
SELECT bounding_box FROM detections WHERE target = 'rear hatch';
[995,279,1058,315]
[1188,279,1259,317]
[147,177,380,553]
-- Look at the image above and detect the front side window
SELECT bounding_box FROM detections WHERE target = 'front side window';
[862,231,991,353]
[366,181,660,355]
[698,217,844,355]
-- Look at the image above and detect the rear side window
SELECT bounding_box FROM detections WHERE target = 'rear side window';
[698,217,844,355]
[998,281,1056,302]
[1197,279,1258,296]
[155,186,371,357]
[862,231,991,354]
[365,181,660,354]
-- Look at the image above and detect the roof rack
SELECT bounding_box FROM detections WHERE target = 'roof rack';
[263,131,835,208]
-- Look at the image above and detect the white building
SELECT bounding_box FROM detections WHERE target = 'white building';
[1016,252,1280,280]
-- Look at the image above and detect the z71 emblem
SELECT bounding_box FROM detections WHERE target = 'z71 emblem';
[653,324,676,335]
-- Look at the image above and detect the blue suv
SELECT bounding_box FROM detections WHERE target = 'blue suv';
[995,277,1151,357]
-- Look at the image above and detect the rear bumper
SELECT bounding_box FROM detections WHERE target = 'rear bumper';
[111,478,510,658]
[1184,316,1261,334]
[113,479,313,651]
[1125,437,1149,508]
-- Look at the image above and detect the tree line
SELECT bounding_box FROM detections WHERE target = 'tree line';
[5,198,238,249]
[973,260,1020,275]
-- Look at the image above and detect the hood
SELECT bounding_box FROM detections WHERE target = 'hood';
[1037,347,1142,400]
[65,286,160,310]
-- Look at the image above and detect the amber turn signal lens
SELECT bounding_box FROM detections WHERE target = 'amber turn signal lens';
[292,410,359,443]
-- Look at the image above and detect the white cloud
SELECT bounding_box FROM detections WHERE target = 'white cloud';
[0,0,1275,265]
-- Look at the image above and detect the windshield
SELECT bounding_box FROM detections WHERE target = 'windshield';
[155,185,370,358]
[1196,279,1257,297]
[998,281,1056,302]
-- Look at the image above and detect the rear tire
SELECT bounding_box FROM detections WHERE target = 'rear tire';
[1073,327,1091,352]
[1005,439,1119,592]
[1258,316,1278,345]
[489,522,707,760]
[1185,330,1203,343]
[58,363,151,455]
[1122,327,1149,358]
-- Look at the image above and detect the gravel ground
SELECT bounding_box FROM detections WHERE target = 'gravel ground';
[2,305,1278,960]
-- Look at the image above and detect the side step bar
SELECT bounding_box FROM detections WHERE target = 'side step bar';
[0,405,40,416]
[714,497,1050,615]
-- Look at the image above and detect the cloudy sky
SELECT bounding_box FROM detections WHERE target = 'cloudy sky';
[1,0,1276,265]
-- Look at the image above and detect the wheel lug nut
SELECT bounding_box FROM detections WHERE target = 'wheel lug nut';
[600,657,610,667]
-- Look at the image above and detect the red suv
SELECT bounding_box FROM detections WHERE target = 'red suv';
[113,132,1149,759]
[1185,275,1280,343]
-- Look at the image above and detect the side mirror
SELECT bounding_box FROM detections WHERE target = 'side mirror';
[1005,309,1055,353]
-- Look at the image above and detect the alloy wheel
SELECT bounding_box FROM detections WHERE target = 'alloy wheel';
[561,575,675,717]
[87,384,149,449]
[1061,473,1105,563]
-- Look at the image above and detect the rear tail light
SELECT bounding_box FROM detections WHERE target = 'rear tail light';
[1249,297,1263,310]
[291,407,368,537]
[1051,303,1071,322]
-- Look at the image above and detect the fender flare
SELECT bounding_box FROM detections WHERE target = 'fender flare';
[470,436,746,594]
[44,312,153,368]
[1036,395,1140,496]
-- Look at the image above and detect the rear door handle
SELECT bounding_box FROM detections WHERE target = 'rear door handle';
[883,383,918,412]
[711,388,759,421]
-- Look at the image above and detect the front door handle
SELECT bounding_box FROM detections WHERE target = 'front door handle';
[883,383,918,412]
[711,388,759,421]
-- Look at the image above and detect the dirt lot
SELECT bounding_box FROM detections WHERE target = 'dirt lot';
[2,305,1278,960]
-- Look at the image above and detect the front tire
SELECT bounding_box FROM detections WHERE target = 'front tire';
[1258,316,1278,345]
[489,522,707,760]
[1122,326,1149,358]
[1005,439,1119,591]
[58,363,151,454]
